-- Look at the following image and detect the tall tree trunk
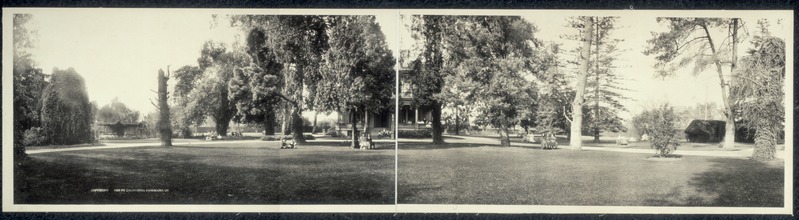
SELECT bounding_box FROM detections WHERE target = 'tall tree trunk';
[570,16,594,150]
[350,109,360,149]
[215,86,232,136]
[215,119,230,137]
[723,18,740,149]
[751,124,776,161]
[593,20,601,144]
[499,118,511,147]
[701,23,736,149]
[454,108,460,135]
[291,106,305,144]
[431,100,444,144]
[157,69,172,147]
[311,111,319,134]
[263,105,275,135]
[282,105,290,135]
[364,108,370,136]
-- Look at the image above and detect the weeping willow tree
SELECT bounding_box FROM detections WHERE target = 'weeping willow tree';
[731,34,785,161]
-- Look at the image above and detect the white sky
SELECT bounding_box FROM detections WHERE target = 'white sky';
[23,9,790,122]
[27,10,398,122]
[398,12,790,120]
[519,13,790,119]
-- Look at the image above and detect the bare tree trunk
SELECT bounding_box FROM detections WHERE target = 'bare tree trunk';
[499,119,511,147]
[431,100,445,144]
[570,16,594,150]
[157,68,172,147]
[263,105,275,136]
[291,106,305,144]
[214,119,230,137]
[311,111,318,134]
[364,108,370,136]
[281,105,290,135]
[701,22,736,149]
[593,21,601,144]
[350,109,360,149]
[722,18,740,149]
[454,108,460,135]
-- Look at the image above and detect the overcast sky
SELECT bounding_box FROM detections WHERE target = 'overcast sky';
[398,11,790,119]
[24,9,790,122]
[520,13,789,119]
[27,10,399,121]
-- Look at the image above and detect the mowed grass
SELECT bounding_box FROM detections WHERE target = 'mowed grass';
[15,141,395,204]
[398,142,784,206]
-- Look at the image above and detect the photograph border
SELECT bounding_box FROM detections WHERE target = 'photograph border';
[2,7,794,215]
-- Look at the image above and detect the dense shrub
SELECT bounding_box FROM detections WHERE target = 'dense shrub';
[261,134,315,141]
[684,120,725,143]
[22,127,47,146]
[643,104,682,157]
[398,130,432,139]
[377,129,393,139]
[40,68,95,145]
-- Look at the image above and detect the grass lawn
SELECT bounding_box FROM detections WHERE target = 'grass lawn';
[473,134,778,152]
[15,140,395,204]
[398,142,784,206]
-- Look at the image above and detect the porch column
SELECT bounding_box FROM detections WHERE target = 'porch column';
[404,108,408,124]
[415,108,419,129]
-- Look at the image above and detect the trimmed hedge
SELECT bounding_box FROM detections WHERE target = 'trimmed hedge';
[398,130,432,139]
[261,134,315,141]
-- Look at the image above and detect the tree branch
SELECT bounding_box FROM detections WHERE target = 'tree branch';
[734,75,766,89]
[677,36,708,51]
[562,106,573,123]
[275,93,300,109]
[149,98,158,109]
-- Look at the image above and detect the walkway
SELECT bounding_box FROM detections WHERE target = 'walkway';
[26,138,398,155]
[26,139,264,154]
[401,135,785,159]
[28,135,785,159]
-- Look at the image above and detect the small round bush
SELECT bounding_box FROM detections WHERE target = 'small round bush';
[643,104,681,157]
[22,127,47,146]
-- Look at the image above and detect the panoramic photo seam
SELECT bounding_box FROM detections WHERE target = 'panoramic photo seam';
[1,8,793,214]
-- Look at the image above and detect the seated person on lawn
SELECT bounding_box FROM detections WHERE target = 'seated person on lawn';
[542,131,558,150]
[359,133,375,149]
[281,136,295,149]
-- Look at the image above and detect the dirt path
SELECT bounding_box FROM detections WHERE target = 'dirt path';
[26,138,398,155]
[26,139,264,154]
[401,135,785,159]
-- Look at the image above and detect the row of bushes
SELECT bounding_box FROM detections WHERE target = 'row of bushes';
[398,130,432,139]
[261,134,316,141]
[325,129,395,139]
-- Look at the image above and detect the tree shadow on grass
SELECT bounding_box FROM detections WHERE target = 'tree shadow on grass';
[398,141,550,150]
[644,158,784,207]
[14,148,395,204]
[398,142,494,150]
[300,141,395,150]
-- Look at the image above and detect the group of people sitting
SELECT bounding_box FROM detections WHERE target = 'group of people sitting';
[521,131,559,150]
[280,136,295,149]
[358,133,375,150]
